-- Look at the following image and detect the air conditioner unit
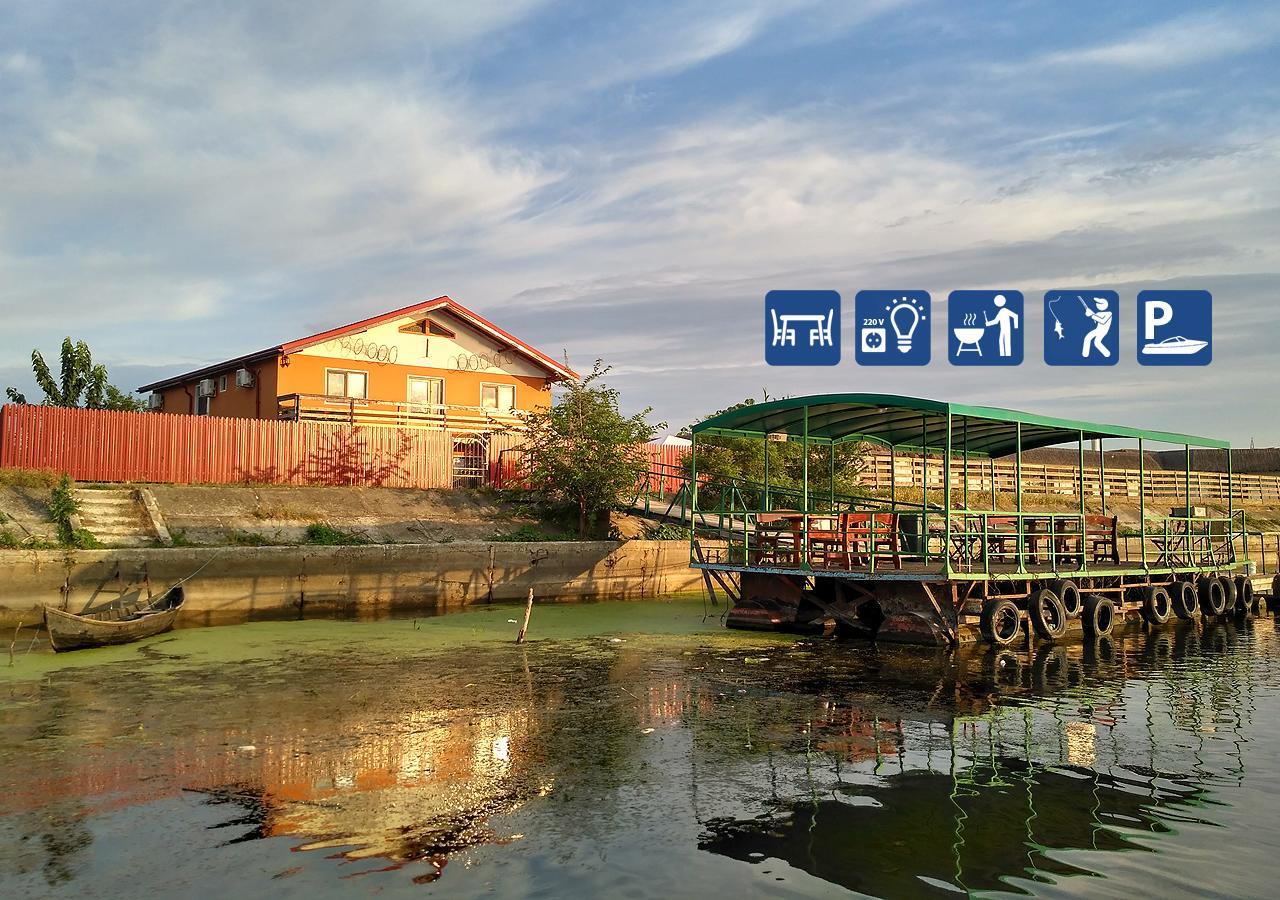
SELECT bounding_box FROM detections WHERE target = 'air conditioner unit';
[196,378,216,398]
[148,393,164,410]
[235,368,255,388]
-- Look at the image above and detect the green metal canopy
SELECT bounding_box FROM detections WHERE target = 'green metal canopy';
[690,393,1229,457]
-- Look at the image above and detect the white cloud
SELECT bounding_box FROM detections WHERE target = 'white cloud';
[1037,9,1280,70]
[1,2,1277,443]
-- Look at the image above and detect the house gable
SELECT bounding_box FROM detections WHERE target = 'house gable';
[291,308,550,379]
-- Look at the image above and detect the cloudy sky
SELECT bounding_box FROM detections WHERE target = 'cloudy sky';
[2,0,1277,444]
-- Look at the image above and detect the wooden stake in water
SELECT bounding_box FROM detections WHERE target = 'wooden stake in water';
[516,588,534,643]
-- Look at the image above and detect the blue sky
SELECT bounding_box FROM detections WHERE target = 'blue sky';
[2,0,1278,443]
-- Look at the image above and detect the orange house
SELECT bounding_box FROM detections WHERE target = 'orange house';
[138,296,577,431]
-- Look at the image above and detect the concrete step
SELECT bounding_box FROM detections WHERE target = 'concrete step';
[91,523,149,535]
[72,489,156,545]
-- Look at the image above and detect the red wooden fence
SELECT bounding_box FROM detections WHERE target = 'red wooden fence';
[0,404,469,488]
[489,441,686,491]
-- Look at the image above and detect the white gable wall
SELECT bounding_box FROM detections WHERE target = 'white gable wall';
[295,311,549,378]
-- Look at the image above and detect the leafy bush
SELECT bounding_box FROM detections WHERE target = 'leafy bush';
[643,522,691,541]
[47,474,80,544]
[167,530,198,547]
[228,529,274,546]
[5,337,144,410]
[0,468,62,488]
[303,523,370,546]
[70,528,102,549]
[518,360,661,537]
[490,524,574,542]
[0,531,58,550]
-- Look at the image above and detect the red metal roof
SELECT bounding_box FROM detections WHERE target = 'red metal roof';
[139,295,577,392]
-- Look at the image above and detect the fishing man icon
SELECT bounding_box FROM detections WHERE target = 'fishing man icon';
[1081,296,1113,358]
[985,294,1020,357]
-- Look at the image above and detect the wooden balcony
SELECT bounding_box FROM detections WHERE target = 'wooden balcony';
[277,393,525,433]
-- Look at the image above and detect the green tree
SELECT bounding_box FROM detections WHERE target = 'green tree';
[683,395,867,508]
[519,360,662,538]
[5,338,145,411]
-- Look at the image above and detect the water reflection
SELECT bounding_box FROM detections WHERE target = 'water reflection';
[0,609,1276,897]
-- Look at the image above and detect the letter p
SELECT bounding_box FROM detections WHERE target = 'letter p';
[1144,300,1173,340]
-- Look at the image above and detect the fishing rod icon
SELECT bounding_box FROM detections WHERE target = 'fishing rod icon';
[1047,295,1096,340]
[1047,296,1065,340]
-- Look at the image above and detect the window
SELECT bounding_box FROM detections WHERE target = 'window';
[218,374,228,393]
[407,376,444,411]
[196,395,211,416]
[325,369,368,400]
[481,383,516,411]
[398,317,455,337]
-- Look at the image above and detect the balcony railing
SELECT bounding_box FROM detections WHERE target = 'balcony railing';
[277,393,525,432]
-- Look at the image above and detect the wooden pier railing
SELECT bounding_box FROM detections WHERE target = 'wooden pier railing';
[857,452,1280,502]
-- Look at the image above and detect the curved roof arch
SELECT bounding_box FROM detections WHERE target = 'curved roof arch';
[690,393,1228,456]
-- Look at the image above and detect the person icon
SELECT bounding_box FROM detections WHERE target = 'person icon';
[1081,297,1113,358]
[984,294,1020,357]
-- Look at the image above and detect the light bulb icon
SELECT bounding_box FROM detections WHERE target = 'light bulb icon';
[889,297,923,353]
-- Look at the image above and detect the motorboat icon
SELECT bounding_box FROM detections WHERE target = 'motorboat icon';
[1141,335,1208,355]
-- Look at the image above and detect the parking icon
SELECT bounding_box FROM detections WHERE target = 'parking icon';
[1136,290,1211,366]
[765,290,840,366]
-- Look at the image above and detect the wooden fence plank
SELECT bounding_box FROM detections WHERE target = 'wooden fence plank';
[3,405,1278,501]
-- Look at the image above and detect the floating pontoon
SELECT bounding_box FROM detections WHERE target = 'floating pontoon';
[687,394,1253,645]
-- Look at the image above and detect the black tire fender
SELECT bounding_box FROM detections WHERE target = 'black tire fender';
[1141,585,1172,626]
[1082,593,1115,638]
[1219,575,1238,612]
[1028,588,1068,640]
[1198,576,1227,616]
[980,598,1022,646]
[1172,580,1199,619]
[1050,579,1082,618]
[1234,577,1254,618]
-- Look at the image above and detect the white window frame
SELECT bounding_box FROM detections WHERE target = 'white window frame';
[218,374,228,393]
[480,382,517,412]
[324,368,369,402]
[407,375,444,412]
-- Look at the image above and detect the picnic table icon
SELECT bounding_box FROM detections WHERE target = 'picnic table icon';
[771,308,834,347]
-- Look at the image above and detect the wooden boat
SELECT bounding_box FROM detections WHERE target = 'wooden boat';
[43,586,185,652]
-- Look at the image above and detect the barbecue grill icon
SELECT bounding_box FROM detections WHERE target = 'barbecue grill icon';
[947,291,1023,366]
[952,313,985,355]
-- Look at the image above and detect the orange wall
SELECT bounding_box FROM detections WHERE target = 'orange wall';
[276,353,552,411]
[154,360,279,419]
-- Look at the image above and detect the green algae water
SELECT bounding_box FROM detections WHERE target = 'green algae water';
[2,599,1279,897]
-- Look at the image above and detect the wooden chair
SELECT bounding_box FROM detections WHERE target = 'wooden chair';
[984,516,1020,566]
[754,522,797,566]
[836,512,902,570]
[806,525,843,569]
[1085,515,1119,564]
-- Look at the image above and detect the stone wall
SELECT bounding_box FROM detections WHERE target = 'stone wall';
[0,540,708,627]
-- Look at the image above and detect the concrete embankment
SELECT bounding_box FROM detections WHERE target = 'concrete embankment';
[0,540,710,628]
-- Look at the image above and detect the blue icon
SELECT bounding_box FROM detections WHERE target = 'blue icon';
[947,291,1023,365]
[1137,290,1211,366]
[854,291,930,366]
[1044,290,1119,366]
[765,290,840,366]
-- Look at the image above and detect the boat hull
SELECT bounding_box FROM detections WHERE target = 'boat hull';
[43,588,184,652]
[1142,340,1207,355]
